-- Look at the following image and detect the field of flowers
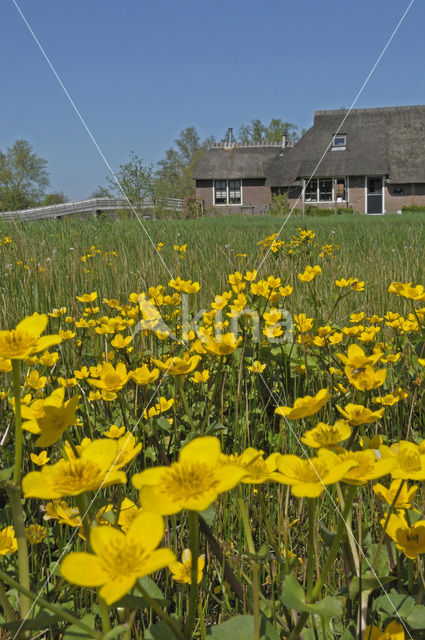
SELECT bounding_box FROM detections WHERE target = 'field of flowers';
[1,212,425,639]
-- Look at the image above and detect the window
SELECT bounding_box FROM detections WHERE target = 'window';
[304,178,347,202]
[332,134,346,150]
[214,179,241,205]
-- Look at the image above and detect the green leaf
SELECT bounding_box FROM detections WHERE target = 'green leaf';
[374,590,415,619]
[62,614,96,639]
[199,504,215,526]
[340,622,357,640]
[280,573,342,618]
[207,615,280,640]
[156,416,172,432]
[145,618,180,639]
[348,575,394,600]
[0,467,13,483]
[1,613,62,632]
[139,576,166,601]
[407,604,425,630]
[103,625,131,639]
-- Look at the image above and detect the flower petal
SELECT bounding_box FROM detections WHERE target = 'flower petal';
[61,552,108,587]
[99,575,136,605]
[127,512,164,554]
[179,436,220,465]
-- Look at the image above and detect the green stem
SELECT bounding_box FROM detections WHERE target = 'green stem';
[12,359,23,486]
[0,566,100,638]
[372,480,405,571]
[288,484,357,640]
[137,580,184,640]
[237,487,259,640]
[98,594,111,632]
[258,493,286,573]
[7,486,30,624]
[307,498,316,601]
[176,377,196,432]
[0,579,17,622]
[200,357,224,435]
[184,510,200,639]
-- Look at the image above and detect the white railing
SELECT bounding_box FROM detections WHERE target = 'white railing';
[0,197,184,221]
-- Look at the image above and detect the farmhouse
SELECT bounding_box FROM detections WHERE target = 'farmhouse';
[193,105,425,215]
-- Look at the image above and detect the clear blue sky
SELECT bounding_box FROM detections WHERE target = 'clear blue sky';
[1,0,423,200]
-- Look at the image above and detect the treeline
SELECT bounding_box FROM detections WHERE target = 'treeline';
[0,118,299,211]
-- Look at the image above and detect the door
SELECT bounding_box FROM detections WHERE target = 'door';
[366,177,383,214]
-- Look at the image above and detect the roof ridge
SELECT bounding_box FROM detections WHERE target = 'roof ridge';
[314,105,425,117]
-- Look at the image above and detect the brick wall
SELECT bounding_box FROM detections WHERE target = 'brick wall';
[195,178,271,215]
[347,176,365,213]
[385,183,425,213]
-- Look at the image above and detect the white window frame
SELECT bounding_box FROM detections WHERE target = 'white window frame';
[332,134,346,150]
[214,179,242,205]
[303,177,348,203]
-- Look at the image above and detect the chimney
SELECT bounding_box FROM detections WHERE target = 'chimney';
[281,133,287,151]
[226,127,234,146]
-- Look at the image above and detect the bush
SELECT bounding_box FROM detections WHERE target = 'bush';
[304,205,354,217]
[401,204,425,214]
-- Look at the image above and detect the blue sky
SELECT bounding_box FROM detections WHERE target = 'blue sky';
[1,0,423,200]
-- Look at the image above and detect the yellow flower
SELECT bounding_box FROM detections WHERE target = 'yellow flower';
[30,450,50,466]
[381,441,425,481]
[0,356,12,372]
[131,365,160,386]
[373,388,407,406]
[111,334,132,349]
[23,439,127,498]
[38,351,60,367]
[346,365,386,391]
[294,313,314,333]
[364,621,405,640]
[25,524,47,544]
[0,313,62,360]
[388,281,425,302]
[59,329,76,340]
[336,403,385,425]
[103,424,125,439]
[44,500,81,528]
[151,353,201,376]
[274,452,357,497]
[201,333,242,356]
[300,420,351,449]
[191,369,210,383]
[88,362,131,393]
[76,291,98,303]
[383,513,425,559]
[25,369,47,390]
[275,388,330,420]
[118,497,143,532]
[334,449,396,485]
[113,433,142,469]
[360,435,383,450]
[337,343,382,369]
[21,387,80,447]
[373,479,418,510]
[48,306,67,318]
[61,511,175,605]
[247,361,266,373]
[298,265,322,283]
[0,526,17,555]
[132,436,247,515]
[219,448,281,484]
[143,397,174,419]
[170,548,205,584]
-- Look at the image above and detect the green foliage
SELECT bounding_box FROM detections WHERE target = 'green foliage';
[238,117,299,144]
[105,151,161,209]
[41,192,68,206]
[304,204,355,217]
[0,139,49,211]
[401,204,425,213]
[267,192,290,216]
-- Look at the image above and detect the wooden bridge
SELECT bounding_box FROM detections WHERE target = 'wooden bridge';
[0,197,184,221]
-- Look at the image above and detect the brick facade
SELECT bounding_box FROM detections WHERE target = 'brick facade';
[195,178,271,215]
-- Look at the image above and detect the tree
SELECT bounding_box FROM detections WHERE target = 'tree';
[41,192,68,206]
[156,127,214,199]
[105,152,159,209]
[0,140,49,211]
[238,118,299,144]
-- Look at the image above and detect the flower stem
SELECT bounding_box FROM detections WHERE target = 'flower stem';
[137,580,185,640]
[7,486,30,624]
[176,377,196,432]
[288,484,357,639]
[0,566,101,638]
[307,498,316,601]
[98,594,111,633]
[11,359,23,486]
[184,510,200,639]
[0,579,17,622]
[237,486,260,640]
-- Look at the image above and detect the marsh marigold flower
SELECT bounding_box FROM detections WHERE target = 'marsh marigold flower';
[219,448,281,484]
[274,452,357,498]
[103,424,125,439]
[25,524,47,544]
[300,420,351,449]
[151,353,201,376]
[275,388,330,420]
[373,479,418,510]
[0,526,17,555]
[201,333,242,356]
[170,548,205,584]
[298,265,322,283]
[0,313,62,360]
[364,622,405,640]
[132,436,247,514]
[383,513,425,560]
[30,450,50,466]
[336,403,385,425]
[21,387,80,447]
[334,449,396,485]
[60,511,175,604]
[23,439,127,499]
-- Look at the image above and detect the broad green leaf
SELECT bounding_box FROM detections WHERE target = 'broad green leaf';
[407,604,425,630]
[199,504,215,526]
[103,625,131,639]
[139,577,166,601]
[280,573,342,618]
[348,575,394,600]
[63,614,97,639]
[374,590,415,619]
[1,613,62,632]
[207,614,280,640]
[145,618,180,640]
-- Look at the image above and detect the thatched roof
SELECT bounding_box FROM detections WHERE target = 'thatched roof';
[192,143,281,180]
[267,105,425,186]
